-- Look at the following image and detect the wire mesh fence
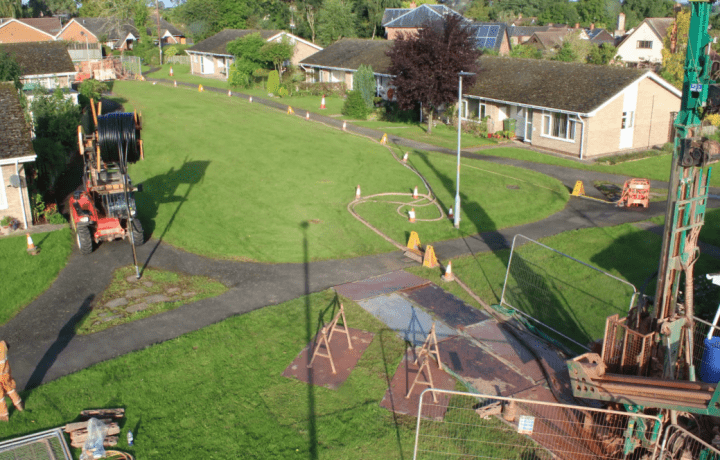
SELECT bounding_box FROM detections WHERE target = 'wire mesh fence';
[0,428,71,460]
[119,56,142,77]
[659,424,720,460]
[166,55,190,65]
[499,235,638,355]
[413,389,663,460]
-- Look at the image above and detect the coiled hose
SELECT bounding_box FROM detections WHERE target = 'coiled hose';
[97,112,140,163]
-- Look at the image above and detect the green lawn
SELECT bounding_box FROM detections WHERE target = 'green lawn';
[0,228,73,325]
[113,81,567,263]
[354,120,496,151]
[409,223,720,348]
[0,291,418,459]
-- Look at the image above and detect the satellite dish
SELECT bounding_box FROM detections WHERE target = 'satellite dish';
[9,175,21,188]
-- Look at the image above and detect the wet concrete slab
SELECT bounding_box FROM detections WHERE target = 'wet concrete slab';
[402,284,489,329]
[282,327,374,390]
[358,293,456,346]
[334,270,429,301]
[379,348,456,420]
[437,336,536,397]
[464,320,545,383]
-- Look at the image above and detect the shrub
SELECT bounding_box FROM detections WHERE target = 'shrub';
[295,82,346,96]
[705,113,720,127]
[355,64,376,109]
[266,70,280,95]
[342,90,369,120]
[0,216,12,227]
[278,86,288,97]
[78,79,108,108]
[164,46,179,58]
[380,101,419,123]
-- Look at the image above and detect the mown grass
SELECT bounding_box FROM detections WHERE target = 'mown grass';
[112,81,566,263]
[355,120,495,151]
[0,228,73,325]
[76,266,227,335]
[0,290,419,459]
[409,223,720,347]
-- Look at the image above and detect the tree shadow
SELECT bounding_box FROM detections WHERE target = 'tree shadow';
[25,294,94,390]
[136,159,210,274]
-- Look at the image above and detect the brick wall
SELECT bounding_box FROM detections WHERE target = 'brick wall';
[633,78,679,149]
[0,21,53,43]
[387,27,419,40]
[291,41,320,66]
[584,96,624,157]
[0,163,32,229]
[531,111,582,156]
[57,21,98,43]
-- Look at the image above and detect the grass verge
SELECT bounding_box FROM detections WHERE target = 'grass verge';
[113,81,566,262]
[1,290,419,459]
[0,228,73,325]
[355,120,495,151]
[76,266,227,335]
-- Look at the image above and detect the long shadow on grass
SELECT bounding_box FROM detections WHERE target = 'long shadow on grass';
[413,150,592,351]
[25,294,93,390]
[300,221,319,460]
[136,159,210,275]
[379,327,408,460]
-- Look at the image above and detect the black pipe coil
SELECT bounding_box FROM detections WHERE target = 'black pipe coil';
[97,112,140,164]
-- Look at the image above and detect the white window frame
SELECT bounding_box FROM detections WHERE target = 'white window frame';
[0,167,8,210]
[622,111,634,129]
[541,111,577,142]
[462,99,487,121]
[637,40,652,49]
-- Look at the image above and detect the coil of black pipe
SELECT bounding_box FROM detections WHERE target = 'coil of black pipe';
[97,112,140,163]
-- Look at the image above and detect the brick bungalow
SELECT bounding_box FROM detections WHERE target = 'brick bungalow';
[0,41,76,93]
[186,29,322,80]
[300,39,394,96]
[381,4,463,40]
[57,17,138,50]
[0,82,35,230]
[0,18,56,43]
[463,56,681,158]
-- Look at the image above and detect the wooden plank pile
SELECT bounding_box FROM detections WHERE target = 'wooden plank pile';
[64,408,125,449]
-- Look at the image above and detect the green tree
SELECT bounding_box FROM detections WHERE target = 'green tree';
[164,46,179,58]
[266,69,280,94]
[28,0,77,16]
[509,44,542,59]
[577,0,612,27]
[78,79,108,108]
[552,41,578,62]
[587,43,617,65]
[465,0,491,21]
[0,52,22,91]
[661,10,689,90]
[355,64,376,109]
[0,0,21,17]
[260,37,294,73]
[623,0,673,22]
[354,0,401,39]
[316,0,357,46]
[538,2,579,26]
[342,90,369,119]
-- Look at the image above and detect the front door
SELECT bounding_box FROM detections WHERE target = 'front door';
[514,107,526,139]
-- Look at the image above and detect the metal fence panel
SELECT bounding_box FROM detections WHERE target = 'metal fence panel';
[413,389,662,460]
[0,428,71,460]
[166,55,190,65]
[500,234,638,354]
[659,424,720,460]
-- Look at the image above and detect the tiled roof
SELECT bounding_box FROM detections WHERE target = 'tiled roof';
[382,8,410,26]
[508,25,551,37]
[300,38,393,74]
[187,29,282,55]
[466,55,654,114]
[73,17,139,39]
[530,30,572,49]
[0,82,34,161]
[469,22,507,52]
[384,4,463,28]
[587,28,615,45]
[0,41,74,76]
[646,18,674,41]
[148,17,184,37]
[18,18,62,35]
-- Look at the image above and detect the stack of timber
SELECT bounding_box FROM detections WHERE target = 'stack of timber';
[64,408,125,448]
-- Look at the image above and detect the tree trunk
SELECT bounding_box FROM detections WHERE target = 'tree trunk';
[306,7,316,43]
[427,107,433,135]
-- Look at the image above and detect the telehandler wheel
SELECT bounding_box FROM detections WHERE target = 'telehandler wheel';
[76,225,93,255]
[131,219,144,246]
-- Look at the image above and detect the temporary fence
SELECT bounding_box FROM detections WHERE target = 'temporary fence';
[659,424,720,460]
[0,427,72,460]
[413,389,663,460]
[166,55,190,65]
[499,234,639,355]
[119,56,142,77]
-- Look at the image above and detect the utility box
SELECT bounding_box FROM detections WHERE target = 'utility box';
[503,118,516,132]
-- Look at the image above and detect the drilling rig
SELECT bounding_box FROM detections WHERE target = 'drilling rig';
[567,1,720,456]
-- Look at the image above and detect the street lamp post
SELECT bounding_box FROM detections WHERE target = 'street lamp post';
[454,71,475,229]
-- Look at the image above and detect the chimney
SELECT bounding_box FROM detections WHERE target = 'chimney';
[617,12,625,34]
[590,23,595,31]
[574,23,579,29]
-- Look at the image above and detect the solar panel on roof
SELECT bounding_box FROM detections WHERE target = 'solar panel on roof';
[489,26,500,34]
[486,38,496,48]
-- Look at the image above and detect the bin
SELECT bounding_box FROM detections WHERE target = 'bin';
[503,118,516,132]
[700,337,720,383]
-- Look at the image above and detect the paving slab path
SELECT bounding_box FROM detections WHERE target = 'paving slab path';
[5,76,720,393]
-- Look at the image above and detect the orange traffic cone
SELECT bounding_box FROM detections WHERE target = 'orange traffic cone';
[26,233,38,255]
[249,96,253,103]
[173,80,177,87]
[356,185,361,199]
[408,208,416,223]
[306,111,310,120]
[403,152,408,162]
[448,207,453,221]
[320,95,326,109]
[442,262,454,282]
[342,121,347,131]
[169,66,174,76]
[228,90,232,97]
[198,84,204,92]
[413,186,419,199]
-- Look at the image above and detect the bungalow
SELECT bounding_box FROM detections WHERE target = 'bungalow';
[469,22,511,55]
[507,25,554,46]
[186,29,322,80]
[56,17,138,50]
[615,17,674,66]
[0,82,35,230]
[147,17,188,45]
[0,18,57,43]
[300,39,394,96]
[381,4,464,39]
[0,41,77,101]
[463,56,681,158]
